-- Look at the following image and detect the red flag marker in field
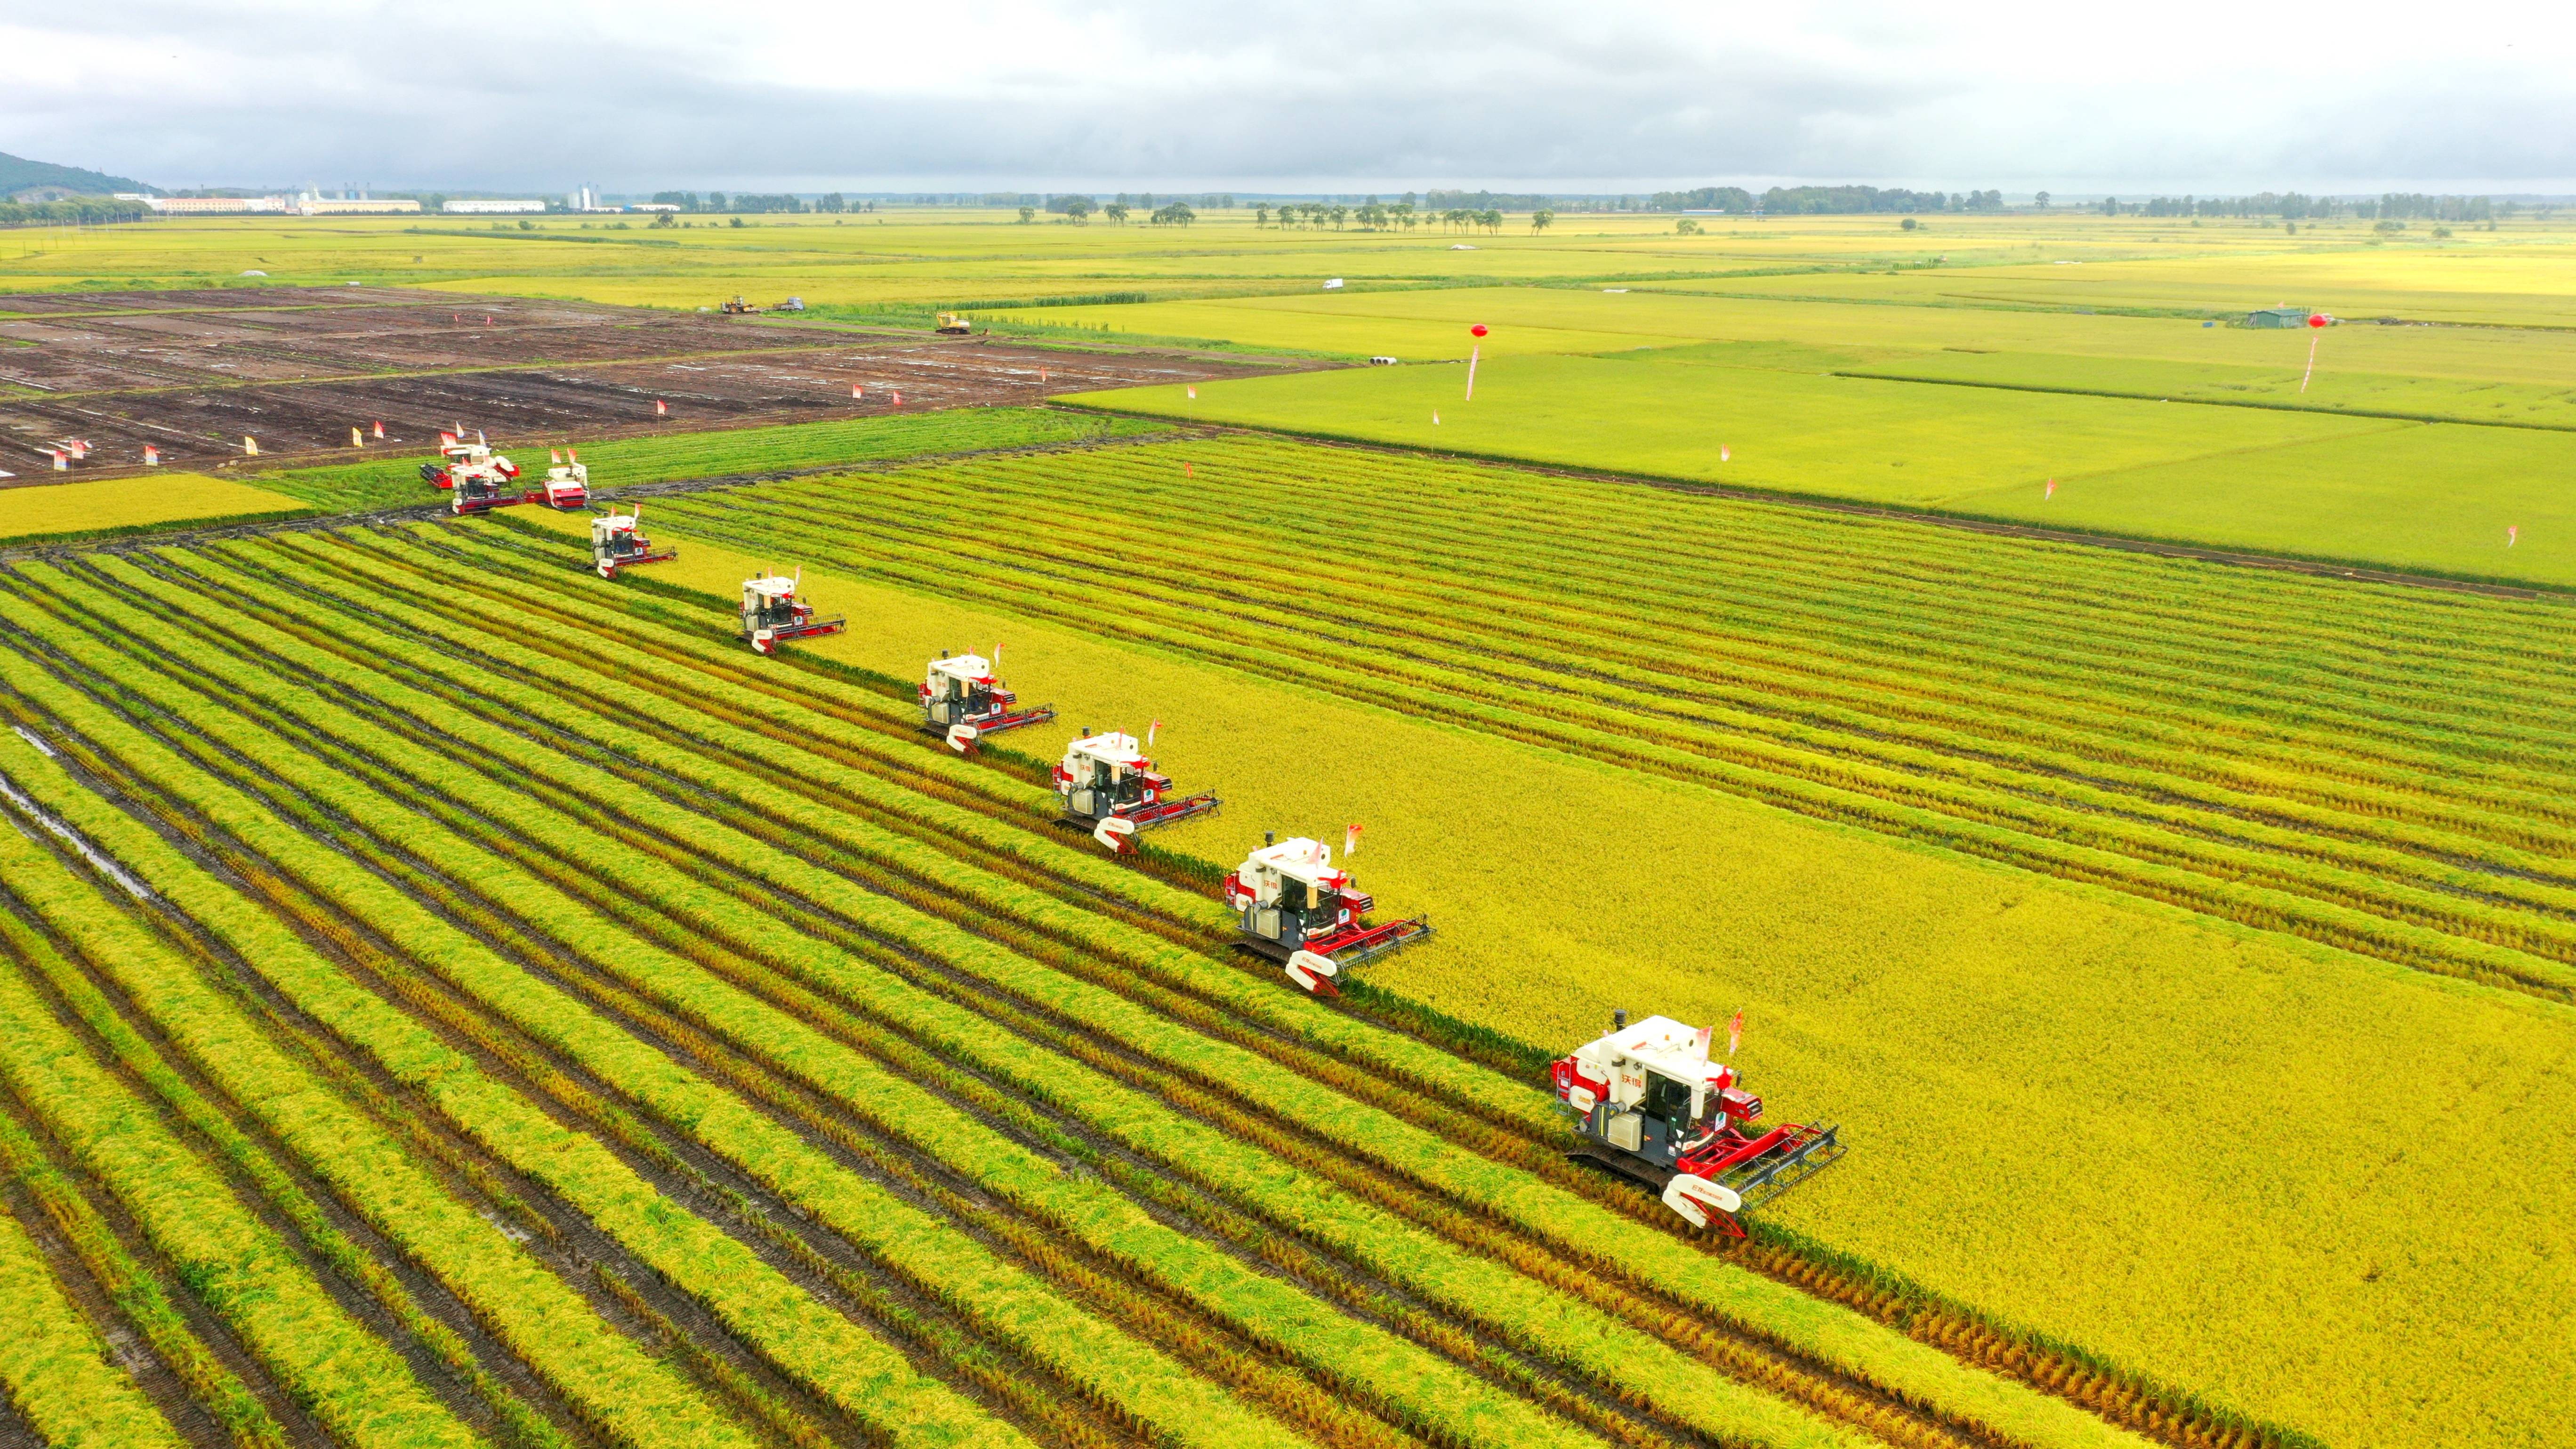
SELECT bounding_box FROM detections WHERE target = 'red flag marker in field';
[1465,323,1487,400]
[1720,445,1731,463]
[49,449,66,471]
[484,314,493,326]
[2300,312,2329,392]
[1344,822,1362,858]
[2509,525,2519,547]
[2045,477,2056,499]
[372,420,385,439]
[1039,367,1048,384]
[1186,385,1197,399]
[654,399,668,417]
[852,384,862,399]
[143,444,161,466]
[1184,461,1193,478]
[892,390,902,405]
[1432,409,1441,426]
[1727,1010,1744,1058]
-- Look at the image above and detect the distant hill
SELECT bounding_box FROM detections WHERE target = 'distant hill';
[0,151,152,197]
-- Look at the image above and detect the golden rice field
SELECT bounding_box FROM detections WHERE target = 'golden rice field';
[534,431,2576,1449]
[0,471,307,543]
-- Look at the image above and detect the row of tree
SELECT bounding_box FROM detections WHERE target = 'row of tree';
[1249,201,1544,234]
[0,196,153,226]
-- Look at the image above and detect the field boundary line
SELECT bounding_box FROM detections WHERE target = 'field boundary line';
[1832,366,2576,434]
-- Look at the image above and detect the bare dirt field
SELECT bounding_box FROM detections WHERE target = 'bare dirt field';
[0,287,1310,480]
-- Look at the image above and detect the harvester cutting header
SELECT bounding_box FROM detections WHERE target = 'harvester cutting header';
[922,651,1055,753]
[1056,728,1218,853]
[1555,1011,1843,1235]
[1225,829,1432,994]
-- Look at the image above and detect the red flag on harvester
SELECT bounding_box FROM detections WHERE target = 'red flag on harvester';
[1727,1010,1744,1057]
[1344,822,1361,858]
[1148,718,1161,746]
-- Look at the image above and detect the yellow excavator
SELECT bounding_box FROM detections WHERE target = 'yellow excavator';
[934,311,974,335]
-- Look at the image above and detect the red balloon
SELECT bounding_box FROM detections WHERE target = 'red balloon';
[2307,314,2327,328]
[1470,323,1489,337]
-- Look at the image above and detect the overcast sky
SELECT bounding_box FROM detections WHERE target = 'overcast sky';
[8,0,2571,195]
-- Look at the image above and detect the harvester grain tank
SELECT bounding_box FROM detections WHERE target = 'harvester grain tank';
[1224,831,1431,994]
[1554,1011,1844,1234]
[740,569,846,653]
[538,451,590,508]
[591,505,676,579]
[1055,728,1217,853]
[920,651,1055,753]
[420,432,520,494]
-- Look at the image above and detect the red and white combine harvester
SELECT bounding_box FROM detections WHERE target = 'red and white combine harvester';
[591,505,676,579]
[920,651,1055,753]
[740,569,845,654]
[1055,728,1218,853]
[1555,1011,1844,1235]
[537,451,591,509]
[420,431,519,493]
[1224,829,1431,994]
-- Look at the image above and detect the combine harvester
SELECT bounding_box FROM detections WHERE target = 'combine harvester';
[1224,829,1431,994]
[1554,1011,1845,1235]
[920,650,1055,753]
[1055,728,1218,853]
[590,505,676,579]
[740,569,845,654]
[420,431,519,493]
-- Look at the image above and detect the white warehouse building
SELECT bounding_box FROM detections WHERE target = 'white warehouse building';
[444,198,548,215]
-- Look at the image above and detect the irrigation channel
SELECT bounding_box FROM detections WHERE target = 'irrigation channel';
[0,518,2262,1449]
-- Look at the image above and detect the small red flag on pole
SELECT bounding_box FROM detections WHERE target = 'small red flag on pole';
[852,384,862,399]
[2045,477,2056,499]
[1726,1010,1744,1058]
[1344,822,1361,858]
[892,390,902,405]
[1186,385,1197,400]
[372,420,385,439]
[143,444,160,466]
[654,399,668,417]
[1465,323,1487,400]
[1148,718,1162,747]
[1720,445,1730,463]
[2508,524,2519,548]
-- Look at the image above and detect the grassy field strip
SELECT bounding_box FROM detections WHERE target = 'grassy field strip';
[274,523,2178,1449]
[0,639,1005,1449]
[0,895,575,1449]
[0,1100,185,1449]
[1061,358,2576,588]
[106,551,1929,1449]
[0,1086,281,1447]
[250,408,1170,512]
[286,524,1556,1136]
[37,563,1647,1449]
[660,482,2576,999]
[0,828,479,1449]
[735,470,2576,899]
[61,554,1393,1449]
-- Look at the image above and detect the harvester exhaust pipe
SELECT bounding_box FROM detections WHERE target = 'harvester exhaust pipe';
[1613,1008,1627,1032]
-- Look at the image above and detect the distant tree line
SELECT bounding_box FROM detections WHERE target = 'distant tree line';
[2109,193,2501,221]
[0,195,153,226]
[648,191,872,214]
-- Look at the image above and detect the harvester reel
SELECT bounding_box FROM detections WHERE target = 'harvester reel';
[1660,1173,1743,1230]
[1283,950,1341,996]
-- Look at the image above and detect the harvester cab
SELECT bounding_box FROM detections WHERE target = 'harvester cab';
[740,570,846,654]
[1055,729,1218,853]
[1225,831,1432,995]
[451,466,526,515]
[591,506,676,579]
[921,651,1056,753]
[1555,1012,1845,1235]
[934,312,974,335]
